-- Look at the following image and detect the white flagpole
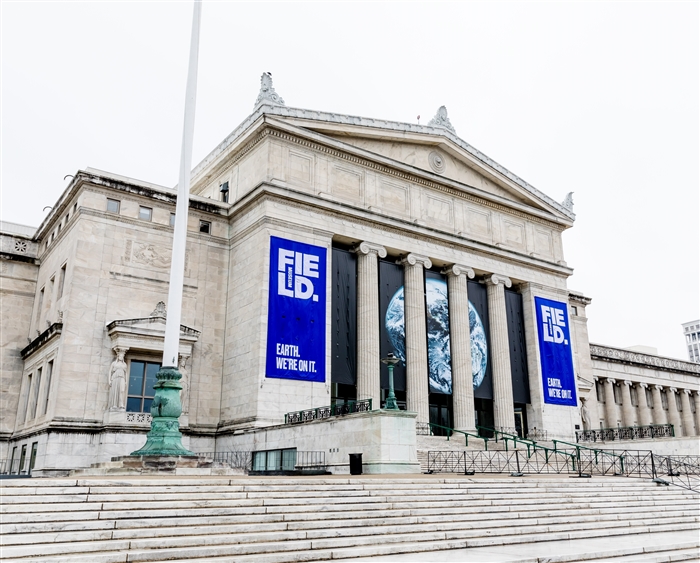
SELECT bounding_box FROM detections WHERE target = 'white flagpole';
[163,0,202,368]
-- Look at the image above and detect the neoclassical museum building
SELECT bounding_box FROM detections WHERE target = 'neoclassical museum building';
[2,75,699,475]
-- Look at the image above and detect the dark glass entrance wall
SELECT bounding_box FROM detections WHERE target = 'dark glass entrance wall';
[429,393,453,435]
[331,247,357,397]
[475,398,495,437]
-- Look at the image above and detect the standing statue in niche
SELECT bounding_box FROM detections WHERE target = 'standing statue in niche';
[179,354,190,414]
[108,347,128,411]
[580,396,593,431]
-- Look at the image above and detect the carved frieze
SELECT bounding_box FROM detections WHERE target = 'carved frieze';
[590,344,700,375]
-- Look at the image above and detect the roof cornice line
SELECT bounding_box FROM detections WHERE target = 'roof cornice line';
[189,103,575,221]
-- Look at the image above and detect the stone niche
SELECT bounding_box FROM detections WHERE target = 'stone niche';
[103,304,199,427]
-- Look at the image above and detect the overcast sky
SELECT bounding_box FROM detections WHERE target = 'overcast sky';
[2,1,698,360]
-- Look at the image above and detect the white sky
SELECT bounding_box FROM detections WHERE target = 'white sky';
[2,1,698,360]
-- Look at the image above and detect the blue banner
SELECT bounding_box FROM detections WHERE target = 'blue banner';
[535,297,577,406]
[266,236,326,383]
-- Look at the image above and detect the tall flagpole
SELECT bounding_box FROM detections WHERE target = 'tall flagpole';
[132,0,202,457]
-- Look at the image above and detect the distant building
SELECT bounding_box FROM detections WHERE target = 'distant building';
[682,320,700,363]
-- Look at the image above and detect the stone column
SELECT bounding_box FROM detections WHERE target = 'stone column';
[621,380,636,427]
[401,253,431,424]
[353,242,387,407]
[680,390,696,437]
[651,385,667,425]
[695,392,700,438]
[444,264,476,432]
[603,378,618,428]
[666,388,683,437]
[637,383,653,426]
[483,274,514,432]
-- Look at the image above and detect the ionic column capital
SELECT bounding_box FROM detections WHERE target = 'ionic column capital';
[683,388,694,395]
[654,384,665,391]
[480,273,512,288]
[606,378,617,385]
[623,380,633,387]
[638,382,648,389]
[353,241,387,258]
[442,264,475,279]
[669,387,678,394]
[400,253,432,269]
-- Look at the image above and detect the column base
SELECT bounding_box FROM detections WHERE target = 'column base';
[130,417,195,457]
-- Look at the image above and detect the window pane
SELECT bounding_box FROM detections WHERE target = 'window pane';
[253,452,266,471]
[199,221,211,234]
[281,449,296,471]
[139,207,152,221]
[144,363,160,397]
[107,199,120,213]
[266,450,281,471]
[142,398,153,413]
[128,361,145,395]
[126,397,142,412]
[170,213,176,227]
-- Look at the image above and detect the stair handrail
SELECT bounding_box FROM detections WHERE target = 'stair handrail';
[427,422,489,451]
[475,425,538,455]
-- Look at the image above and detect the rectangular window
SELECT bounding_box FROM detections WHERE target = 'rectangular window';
[29,367,42,420]
[613,384,622,405]
[73,202,78,214]
[9,447,17,474]
[126,360,160,413]
[170,213,176,227]
[107,198,120,214]
[19,445,27,475]
[42,360,53,415]
[36,287,44,328]
[199,221,211,234]
[138,206,152,221]
[22,374,32,423]
[29,442,38,472]
[57,222,62,233]
[48,277,55,310]
[57,264,67,300]
[570,305,578,316]
[65,212,70,224]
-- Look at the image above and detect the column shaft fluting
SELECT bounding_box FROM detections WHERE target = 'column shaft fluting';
[353,242,386,406]
[402,254,431,424]
[603,379,618,428]
[637,384,653,427]
[445,265,476,432]
[667,388,683,437]
[651,385,667,425]
[620,381,636,427]
[680,390,696,437]
[484,274,514,432]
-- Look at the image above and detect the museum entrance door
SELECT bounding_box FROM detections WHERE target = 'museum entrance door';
[429,393,453,436]
[514,404,528,439]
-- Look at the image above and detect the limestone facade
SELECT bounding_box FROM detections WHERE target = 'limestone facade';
[2,78,698,474]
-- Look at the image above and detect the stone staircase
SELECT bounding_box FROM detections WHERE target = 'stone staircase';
[1,476,698,562]
[416,433,504,473]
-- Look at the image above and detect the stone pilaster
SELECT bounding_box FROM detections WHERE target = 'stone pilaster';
[483,274,514,432]
[637,383,653,426]
[666,388,683,437]
[621,380,636,427]
[401,253,431,424]
[603,378,618,428]
[444,264,476,432]
[680,389,696,437]
[651,385,667,425]
[353,242,387,406]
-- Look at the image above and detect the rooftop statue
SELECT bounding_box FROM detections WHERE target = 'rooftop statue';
[562,192,574,212]
[428,105,456,133]
[254,72,285,109]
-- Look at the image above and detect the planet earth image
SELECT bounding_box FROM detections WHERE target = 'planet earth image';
[385,279,488,394]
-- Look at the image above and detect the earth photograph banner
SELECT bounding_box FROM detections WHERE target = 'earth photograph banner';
[535,296,577,406]
[266,236,327,383]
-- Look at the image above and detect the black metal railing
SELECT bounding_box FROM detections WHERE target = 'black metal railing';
[416,422,490,450]
[196,450,326,472]
[575,424,674,443]
[427,448,699,493]
[284,399,372,424]
[526,428,548,441]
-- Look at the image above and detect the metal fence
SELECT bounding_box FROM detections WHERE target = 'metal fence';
[575,424,674,443]
[427,448,699,492]
[285,399,372,425]
[196,450,326,472]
